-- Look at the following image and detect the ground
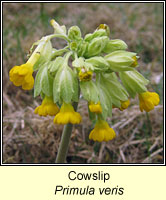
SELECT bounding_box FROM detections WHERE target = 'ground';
[3,2,163,164]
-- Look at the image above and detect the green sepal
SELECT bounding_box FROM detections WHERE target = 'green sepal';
[119,69,149,98]
[85,56,110,72]
[84,29,108,42]
[68,26,82,41]
[85,36,109,57]
[61,25,67,35]
[111,95,121,108]
[41,68,53,97]
[72,57,85,68]
[34,63,53,97]
[105,50,137,72]
[33,40,53,71]
[97,72,128,108]
[72,57,94,71]
[96,24,110,37]
[77,41,88,57]
[48,56,64,74]
[101,73,129,101]
[80,81,99,103]
[103,39,128,54]
[51,20,67,35]
[69,41,78,51]
[53,66,78,103]
[97,84,112,120]
[34,64,45,97]
[40,91,45,100]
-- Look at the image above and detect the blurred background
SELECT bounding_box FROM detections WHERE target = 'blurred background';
[3,2,163,164]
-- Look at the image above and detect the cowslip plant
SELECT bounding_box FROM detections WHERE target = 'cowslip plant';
[9,20,160,163]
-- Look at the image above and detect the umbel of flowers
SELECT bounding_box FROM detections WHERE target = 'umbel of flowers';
[9,20,160,143]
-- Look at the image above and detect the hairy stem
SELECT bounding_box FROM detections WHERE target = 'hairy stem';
[55,101,79,163]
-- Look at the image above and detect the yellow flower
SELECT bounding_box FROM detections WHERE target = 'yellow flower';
[34,96,59,116]
[112,99,130,111]
[119,99,130,111]
[79,69,92,82]
[53,102,82,124]
[9,47,40,90]
[89,101,102,113]
[9,62,34,90]
[89,119,116,142]
[130,56,138,67]
[139,91,160,112]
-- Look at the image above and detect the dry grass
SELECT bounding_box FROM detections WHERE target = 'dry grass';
[3,2,164,164]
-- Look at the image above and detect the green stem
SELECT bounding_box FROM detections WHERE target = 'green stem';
[51,46,69,60]
[48,33,70,42]
[55,101,79,163]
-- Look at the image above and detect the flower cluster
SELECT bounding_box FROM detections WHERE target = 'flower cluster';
[9,20,160,142]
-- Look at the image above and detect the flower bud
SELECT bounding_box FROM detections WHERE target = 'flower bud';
[77,41,88,57]
[84,29,108,42]
[68,26,82,41]
[103,39,128,54]
[105,50,137,71]
[86,36,109,57]
[50,19,66,35]
[69,41,78,51]
[96,24,110,37]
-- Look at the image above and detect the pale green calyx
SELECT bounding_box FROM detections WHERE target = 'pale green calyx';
[85,36,109,57]
[103,39,128,54]
[105,50,137,71]
[119,70,149,98]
